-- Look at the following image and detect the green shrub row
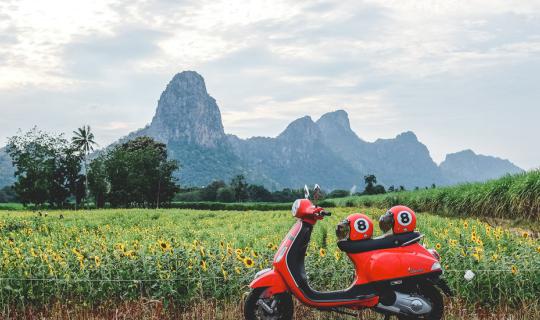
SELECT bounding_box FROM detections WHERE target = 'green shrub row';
[169,200,335,211]
[328,170,540,221]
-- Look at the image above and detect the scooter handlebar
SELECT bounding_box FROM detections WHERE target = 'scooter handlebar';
[319,210,332,217]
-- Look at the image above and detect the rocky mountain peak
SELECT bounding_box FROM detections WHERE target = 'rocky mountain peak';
[395,131,418,142]
[278,116,320,142]
[168,71,208,96]
[317,110,351,130]
[147,71,225,148]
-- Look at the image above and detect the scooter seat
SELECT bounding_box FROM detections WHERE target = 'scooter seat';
[337,232,421,254]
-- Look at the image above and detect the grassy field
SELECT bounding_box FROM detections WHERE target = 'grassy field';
[0,207,538,319]
[328,170,540,222]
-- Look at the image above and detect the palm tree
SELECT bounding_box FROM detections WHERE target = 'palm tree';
[72,125,97,208]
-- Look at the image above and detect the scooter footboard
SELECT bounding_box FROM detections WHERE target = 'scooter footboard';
[249,268,288,296]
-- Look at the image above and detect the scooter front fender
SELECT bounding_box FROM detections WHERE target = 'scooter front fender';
[249,268,288,295]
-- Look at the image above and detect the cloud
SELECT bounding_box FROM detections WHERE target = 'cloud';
[63,27,168,79]
[0,0,539,169]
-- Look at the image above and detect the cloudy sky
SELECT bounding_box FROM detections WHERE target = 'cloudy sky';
[0,0,539,169]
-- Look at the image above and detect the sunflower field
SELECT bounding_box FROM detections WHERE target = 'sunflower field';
[0,208,538,312]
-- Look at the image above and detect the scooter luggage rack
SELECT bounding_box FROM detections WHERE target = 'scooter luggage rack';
[401,233,424,246]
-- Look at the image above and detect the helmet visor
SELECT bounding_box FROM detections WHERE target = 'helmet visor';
[336,220,350,241]
[379,212,394,234]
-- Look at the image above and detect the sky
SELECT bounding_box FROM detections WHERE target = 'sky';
[0,0,539,169]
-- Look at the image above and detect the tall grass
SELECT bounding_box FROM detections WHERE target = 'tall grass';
[328,170,540,221]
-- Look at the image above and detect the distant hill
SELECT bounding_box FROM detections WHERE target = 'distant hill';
[0,71,524,190]
[440,149,523,184]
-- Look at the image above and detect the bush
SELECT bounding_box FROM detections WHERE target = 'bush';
[328,170,540,221]
[216,187,235,203]
[327,189,350,198]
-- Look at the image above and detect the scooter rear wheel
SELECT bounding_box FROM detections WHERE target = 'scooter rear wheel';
[244,287,294,320]
[397,282,444,320]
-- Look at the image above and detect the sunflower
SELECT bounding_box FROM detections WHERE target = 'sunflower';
[435,243,441,250]
[200,260,207,271]
[94,256,101,267]
[319,248,327,257]
[522,232,529,239]
[334,251,341,261]
[511,265,518,275]
[235,267,242,274]
[158,240,171,251]
[243,257,255,268]
[235,248,243,256]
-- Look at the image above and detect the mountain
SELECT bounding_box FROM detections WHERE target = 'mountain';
[440,149,523,184]
[0,71,525,190]
[0,147,15,188]
[316,111,444,188]
[228,116,361,189]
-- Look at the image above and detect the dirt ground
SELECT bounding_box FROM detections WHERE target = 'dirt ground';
[1,298,538,320]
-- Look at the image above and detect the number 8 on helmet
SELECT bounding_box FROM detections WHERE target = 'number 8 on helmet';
[379,205,417,235]
[336,213,374,241]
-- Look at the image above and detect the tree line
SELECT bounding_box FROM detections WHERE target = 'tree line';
[5,127,179,208]
[174,175,306,203]
[3,127,435,208]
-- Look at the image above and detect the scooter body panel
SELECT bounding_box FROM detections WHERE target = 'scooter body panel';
[349,243,439,285]
[249,269,288,296]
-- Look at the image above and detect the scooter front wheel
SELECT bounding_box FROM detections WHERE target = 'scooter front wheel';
[244,287,294,320]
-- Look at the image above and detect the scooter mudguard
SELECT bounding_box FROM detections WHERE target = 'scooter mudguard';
[249,269,288,296]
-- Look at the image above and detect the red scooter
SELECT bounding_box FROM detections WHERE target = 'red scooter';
[244,186,452,320]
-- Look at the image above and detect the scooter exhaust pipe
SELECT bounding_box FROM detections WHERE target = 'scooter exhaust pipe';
[376,291,432,316]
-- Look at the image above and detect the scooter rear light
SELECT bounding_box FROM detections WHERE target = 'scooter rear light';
[431,261,442,271]
[428,249,440,261]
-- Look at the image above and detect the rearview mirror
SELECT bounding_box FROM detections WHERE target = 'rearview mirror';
[304,185,310,199]
[313,184,321,204]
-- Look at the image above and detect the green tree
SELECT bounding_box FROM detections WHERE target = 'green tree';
[104,137,179,208]
[88,156,108,208]
[0,186,17,203]
[71,125,97,207]
[230,174,248,202]
[216,187,235,202]
[247,184,272,202]
[6,127,82,207]
[201,180,226,201]
[363,174,377,195]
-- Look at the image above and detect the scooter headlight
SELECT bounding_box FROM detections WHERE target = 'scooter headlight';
[431,261,442,271]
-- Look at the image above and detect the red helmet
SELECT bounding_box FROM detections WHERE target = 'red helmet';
[379,205,416,234]
[336,213,374,241]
